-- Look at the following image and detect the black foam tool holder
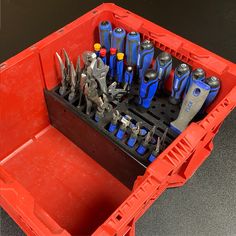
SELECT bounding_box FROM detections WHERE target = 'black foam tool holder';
[44,84,179,189]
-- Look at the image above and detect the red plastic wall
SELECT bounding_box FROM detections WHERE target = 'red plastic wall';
[0,51,49,160]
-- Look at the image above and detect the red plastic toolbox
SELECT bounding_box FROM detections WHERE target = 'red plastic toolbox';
[1,3,236,236]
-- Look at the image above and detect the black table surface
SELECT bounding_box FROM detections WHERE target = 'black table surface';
[1,0,236,235]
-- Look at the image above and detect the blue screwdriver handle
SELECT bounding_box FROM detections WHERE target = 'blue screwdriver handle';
[184,68,205,96]
[169,64,190,105]
[111,28,126,53]
[125,32,140,66]
[124,67,133,86]
[117,58,124,84]
[99,21,112,51]
[137,40,154,80]
[139,69,158,109]
[153,53,172,91]
[199,76,220,114]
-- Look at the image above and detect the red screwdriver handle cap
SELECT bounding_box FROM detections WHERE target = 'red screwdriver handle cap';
[110,48,117,55]
[100,48,107,57]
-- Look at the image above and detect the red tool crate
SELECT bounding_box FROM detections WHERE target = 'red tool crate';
[0,3,236,236]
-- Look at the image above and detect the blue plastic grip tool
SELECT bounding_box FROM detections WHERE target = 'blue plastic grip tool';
[136,126,156,155]
[139,69,158,109]
[116,53,124,84]
[94,114,100,122]
[116,129,125,140]
[170,80,210,133]
[148,154,156,162]
[127,122,141,147]
[124,66,133,89]
[169,63,191,105]
[127,136,137,147]
[148,137,160,162]
[99,21,112,51]
[111,27,126,53]
[94,43,101,57]
[184,68,205,96]
[153,52,172,92]
[137,40,154,79]
[108,123,117,132]
[125,31,140,66]
[108,48,117,79]
[136,144,146,155]
[200,76,220,113]
[108,110,120,133]
[116,115,132,140]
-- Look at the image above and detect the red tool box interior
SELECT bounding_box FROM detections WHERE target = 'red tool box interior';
[1,3,236,236]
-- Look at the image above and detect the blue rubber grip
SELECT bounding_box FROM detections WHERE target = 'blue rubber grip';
[124,70,133,85]
[139,78,159,109]
[101,56,107,65]
[148,154,156,163]
[111,28,126,53]
[127,136,137,147]
[153,59,172,91]
[199,84,220,114]
[109,54,116,78]
[108,123,117,133]
[99,21,112,51]
[95,51,100,57]
[136,144,147,155]
[117,59,124,83]
[204,86,220,108]
[125,32,140,66]
[94,114,100,122]
[170,69,190,103]
[140,128,147,136]
[137,47,154,79]
[116,129,125,140]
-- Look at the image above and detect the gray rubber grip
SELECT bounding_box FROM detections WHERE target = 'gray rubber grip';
[171,80,210,133]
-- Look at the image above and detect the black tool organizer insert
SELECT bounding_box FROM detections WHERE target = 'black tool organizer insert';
[45,81,179,189]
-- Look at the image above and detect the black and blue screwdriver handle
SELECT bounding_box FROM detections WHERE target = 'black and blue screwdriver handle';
[170,80,211,134]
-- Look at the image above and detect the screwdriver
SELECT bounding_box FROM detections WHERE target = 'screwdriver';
[153,52,172,92]
[127,122,142,147]
[124,66,134,91]
[199,76,220,114]
[116,53,124,84]
[136,126,156,155]
[108,48,117,79]
[148,137,160,162]
[184,68,205,96]
[139,69,158,109]
[99,48,107,65]
[94,43,101,57]
[169,63,191,105]
[125,31,140,66]
[108,110,121,133]
[170,79,210,134]
[111,27,126,53]
[137,40,154,79]
[116,115,132,140]
[99,21,112,51]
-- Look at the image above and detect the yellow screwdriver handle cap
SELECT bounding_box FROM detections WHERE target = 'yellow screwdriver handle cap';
[94,43,101,51]
[117,52,124,60]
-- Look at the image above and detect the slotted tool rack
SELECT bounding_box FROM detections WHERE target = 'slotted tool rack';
[1,3,236,236]
[45,83,179,189]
